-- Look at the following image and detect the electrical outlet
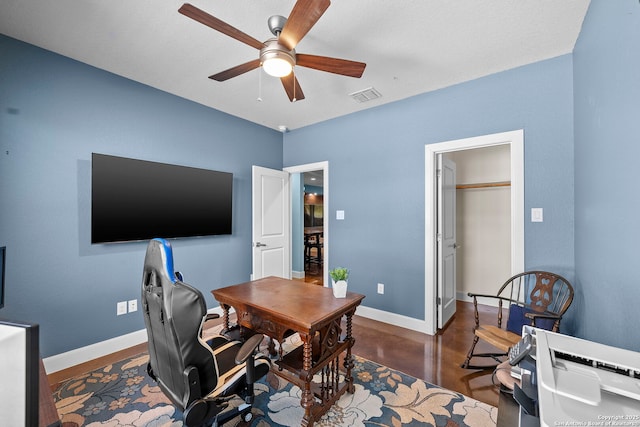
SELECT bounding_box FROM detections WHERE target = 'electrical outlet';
[128,299,138,313]
[377,283,385,294]
[117,301,127,316]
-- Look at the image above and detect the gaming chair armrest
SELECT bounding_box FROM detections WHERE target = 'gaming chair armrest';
[205,313,220,322]
[235,334,264,364]
[184,366,203,403]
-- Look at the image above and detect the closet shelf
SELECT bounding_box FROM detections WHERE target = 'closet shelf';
[456,181,511,190]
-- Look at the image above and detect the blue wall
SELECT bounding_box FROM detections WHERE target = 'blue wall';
[284,54,576,325]
[0,35,282,357]
[573,1,640,351]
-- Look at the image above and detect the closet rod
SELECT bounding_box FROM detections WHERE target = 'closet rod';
[456,181,511,190]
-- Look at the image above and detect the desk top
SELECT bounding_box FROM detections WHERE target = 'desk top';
[212,276,365,331]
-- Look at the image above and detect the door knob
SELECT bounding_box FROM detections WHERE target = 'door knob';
[255,242,267,247]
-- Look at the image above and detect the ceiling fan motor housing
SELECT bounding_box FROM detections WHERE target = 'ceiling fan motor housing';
[260,38,296,76]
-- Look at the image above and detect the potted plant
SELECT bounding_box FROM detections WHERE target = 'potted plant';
[329,267,349,298]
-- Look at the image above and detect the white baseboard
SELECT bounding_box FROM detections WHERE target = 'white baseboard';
[291,270,305,279]
[43,304,428,374]
[356,305,431,335]
[457,291,473,303]
[43,306,227,374]
[43,329,148,374]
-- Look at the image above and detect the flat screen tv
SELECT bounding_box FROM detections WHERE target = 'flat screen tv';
[91,153,233,244]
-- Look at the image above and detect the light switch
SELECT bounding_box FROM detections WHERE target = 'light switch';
[531,208,543,223]
[336,210,345,220]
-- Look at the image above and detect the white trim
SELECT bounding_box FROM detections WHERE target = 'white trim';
[356,305,428,333]
[43,329,148,374]
[291,270,305,279]
[43,306,227,373]
[284,161,329,287]
[43,303,425,374]
[425,129,525,335]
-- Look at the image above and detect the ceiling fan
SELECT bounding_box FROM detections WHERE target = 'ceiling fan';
[178,0,366,102]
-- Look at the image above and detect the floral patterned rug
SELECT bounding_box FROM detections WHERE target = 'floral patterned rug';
[53,350,497,427]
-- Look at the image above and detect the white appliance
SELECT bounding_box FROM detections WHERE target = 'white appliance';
[533,328,640,426]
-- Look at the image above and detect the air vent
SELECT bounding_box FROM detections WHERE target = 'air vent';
[349,87,382,103]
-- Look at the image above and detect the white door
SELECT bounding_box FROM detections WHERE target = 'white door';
[252,166,290,280]
[437,155,457,328]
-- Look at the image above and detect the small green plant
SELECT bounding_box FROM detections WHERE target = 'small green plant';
[329,267,349,282]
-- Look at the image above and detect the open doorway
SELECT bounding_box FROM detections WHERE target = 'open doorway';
[425,130,524,335]
[302,171,324,285]
[284,161,329,287]
[448,145,512,303]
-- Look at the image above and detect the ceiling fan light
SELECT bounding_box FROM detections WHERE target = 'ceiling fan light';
[262,55,293,77]
[260,39,295,77]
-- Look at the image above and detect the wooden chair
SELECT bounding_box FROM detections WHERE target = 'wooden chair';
[304,233,323,269]
[461,271,574,369]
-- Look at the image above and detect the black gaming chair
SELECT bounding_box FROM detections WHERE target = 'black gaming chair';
[141,238,270,426]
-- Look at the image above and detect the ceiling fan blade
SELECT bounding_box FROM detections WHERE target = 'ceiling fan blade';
[209,59,261,82]
[179,3,265,50]
[279,0,331,51]
[296,54,366,78]
[281,74,305,102]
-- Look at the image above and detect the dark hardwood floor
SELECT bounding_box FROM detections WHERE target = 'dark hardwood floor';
[351,300,503,407]
[303,255,324,285]
[48,300,503,408]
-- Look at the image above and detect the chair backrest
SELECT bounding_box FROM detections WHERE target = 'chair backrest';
[141,238,218,410]
[498,271,574,332]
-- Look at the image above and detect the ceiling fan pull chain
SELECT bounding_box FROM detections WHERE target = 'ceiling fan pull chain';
[292,68,297,102]
[257,65,263,102]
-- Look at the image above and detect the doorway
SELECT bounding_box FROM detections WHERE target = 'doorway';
[302,170,324,285]
[425,130,524,335]
[284,161,329,287]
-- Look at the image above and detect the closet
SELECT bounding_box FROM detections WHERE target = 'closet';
[447,145,511,300]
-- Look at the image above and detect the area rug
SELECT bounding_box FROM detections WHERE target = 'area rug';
[53,350,497,427]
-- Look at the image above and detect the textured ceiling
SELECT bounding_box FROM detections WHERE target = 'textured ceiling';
[0,0,590,131]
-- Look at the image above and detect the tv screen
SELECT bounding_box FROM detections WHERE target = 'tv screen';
[91,153,233,244]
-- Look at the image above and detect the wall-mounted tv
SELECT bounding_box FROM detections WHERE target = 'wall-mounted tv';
[91,153,233,244]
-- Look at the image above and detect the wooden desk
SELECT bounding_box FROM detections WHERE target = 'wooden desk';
[212,276,365,427]
[303,226,323,236]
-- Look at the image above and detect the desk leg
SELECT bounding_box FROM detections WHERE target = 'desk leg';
[220,304,230,332]
[344,310,356,394]
[300,333,315,427]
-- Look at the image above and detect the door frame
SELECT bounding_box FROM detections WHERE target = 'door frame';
[425,129,524,335]
[284,161,329,286]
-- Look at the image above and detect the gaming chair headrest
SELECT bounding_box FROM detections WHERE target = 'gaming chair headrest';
[143,238,177,285]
